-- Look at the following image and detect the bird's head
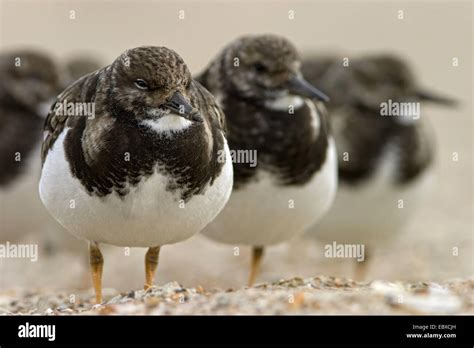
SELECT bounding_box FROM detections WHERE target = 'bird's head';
[220,34,329,103]
[326,55,457,110]
[109,46,202,123]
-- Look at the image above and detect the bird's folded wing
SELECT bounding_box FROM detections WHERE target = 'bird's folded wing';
[41,69,103,165]
[192,80,227,135]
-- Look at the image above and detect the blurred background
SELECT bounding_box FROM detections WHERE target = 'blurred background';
[0,0,472,292]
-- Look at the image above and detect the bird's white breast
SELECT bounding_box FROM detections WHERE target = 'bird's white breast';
[202,138,338,246]
[264,95,305,111]
[307,145,434,246]
[141,114,193,134]
[39,130,234,247]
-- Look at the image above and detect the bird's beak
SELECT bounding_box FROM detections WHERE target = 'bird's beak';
[287,75,330,102]
[416,89,458,107]
[164,91,203,122]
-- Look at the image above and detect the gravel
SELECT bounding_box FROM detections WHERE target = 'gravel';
[1,277,472,315]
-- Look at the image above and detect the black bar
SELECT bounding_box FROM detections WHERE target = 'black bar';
[0,315,472,346]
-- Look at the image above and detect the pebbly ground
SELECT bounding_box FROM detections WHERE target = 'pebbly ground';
[1,277,472,315]
[1,226,472,315]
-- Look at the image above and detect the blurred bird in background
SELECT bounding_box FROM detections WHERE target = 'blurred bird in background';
[0,50,63,247]
[64,55,103,85]
[301,54,457,279]
[0,50,102,255]
[198,34,337,285]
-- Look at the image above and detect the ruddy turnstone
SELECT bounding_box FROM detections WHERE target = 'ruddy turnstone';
[302,54,456,278]
[197,34,337,285]
[0,50,63,244]
[39,46,233,302]
[64,56,102,84]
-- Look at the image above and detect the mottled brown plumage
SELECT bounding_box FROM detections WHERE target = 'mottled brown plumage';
[198,34,331,188]
[199,34,300,100]
[302,54,455,185]
[42,46,227,201]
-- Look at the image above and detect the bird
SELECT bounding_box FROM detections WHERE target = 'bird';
[64,55,103,84]
[0,50,63,245]
[197,34,337,286]
[39,46,234,303]
[301,54,457,279]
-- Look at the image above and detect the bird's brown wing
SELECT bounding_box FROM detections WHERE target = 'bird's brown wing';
[41,70,103,165]
[191,80,227,135]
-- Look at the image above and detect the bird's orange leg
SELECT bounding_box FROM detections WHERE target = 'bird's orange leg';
[144,246,161,290]
[354,248,370,281]
[89,242,104,304]
[248,246,264,286]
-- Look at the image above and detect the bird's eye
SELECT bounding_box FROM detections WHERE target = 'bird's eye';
[134,79,149,90]
[253,63,267,73]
